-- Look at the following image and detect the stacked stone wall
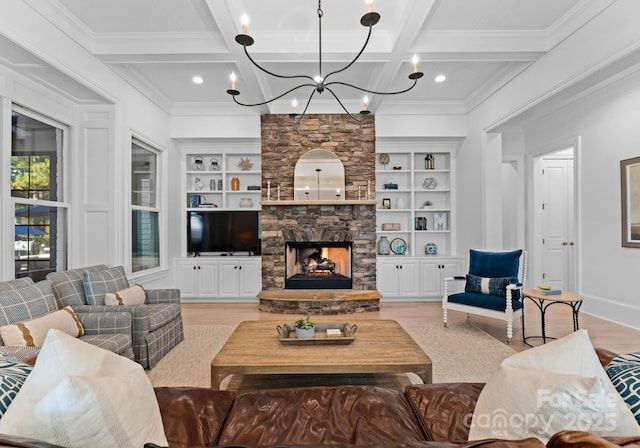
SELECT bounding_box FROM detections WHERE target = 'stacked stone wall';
[260,114,377,291]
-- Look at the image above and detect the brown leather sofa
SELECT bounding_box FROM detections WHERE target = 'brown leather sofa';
[153,347,639,447]
[0,349,638,448]
[153,382,640,448]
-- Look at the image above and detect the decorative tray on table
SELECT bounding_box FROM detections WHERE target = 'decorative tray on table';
[276,322,357,346]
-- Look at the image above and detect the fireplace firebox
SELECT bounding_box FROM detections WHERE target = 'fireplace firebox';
[285,241,352,289]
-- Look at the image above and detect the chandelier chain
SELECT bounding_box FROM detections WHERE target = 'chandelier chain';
[318,0,323,80]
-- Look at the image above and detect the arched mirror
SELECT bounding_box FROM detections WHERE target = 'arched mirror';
[293,149,345,200]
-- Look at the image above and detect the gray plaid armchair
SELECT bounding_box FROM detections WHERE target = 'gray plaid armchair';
[47,265,184,369]
[0,277,134,361]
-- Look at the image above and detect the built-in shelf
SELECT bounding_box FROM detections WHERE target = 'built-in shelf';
[261,199,377,206]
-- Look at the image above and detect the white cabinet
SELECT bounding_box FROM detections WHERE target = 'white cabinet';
[377,257,461,299]
[175,257,261,300]
[375,141,456,257]
[217,259,261,298]
[419,258,462,297]
[175,259,218,298]
[377,258,420,297]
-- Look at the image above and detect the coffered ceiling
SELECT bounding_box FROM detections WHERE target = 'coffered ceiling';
[1,0,609,115]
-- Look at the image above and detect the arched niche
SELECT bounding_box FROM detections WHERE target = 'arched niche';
[293,149,345,200]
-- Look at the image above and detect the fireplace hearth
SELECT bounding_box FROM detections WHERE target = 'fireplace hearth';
[285,241,352,289]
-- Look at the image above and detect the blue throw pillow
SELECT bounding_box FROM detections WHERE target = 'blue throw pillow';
[469,249,522,279]
[606,353,640,425]
[0,354,32,417]
[465,274,520,299]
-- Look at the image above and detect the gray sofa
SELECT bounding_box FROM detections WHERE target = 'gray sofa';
[0,277,134,361]
[46,265,184,369]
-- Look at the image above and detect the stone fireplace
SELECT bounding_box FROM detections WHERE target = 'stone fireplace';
[258,114,381,314]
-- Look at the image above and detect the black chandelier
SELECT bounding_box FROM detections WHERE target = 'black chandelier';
[226,0,424,121]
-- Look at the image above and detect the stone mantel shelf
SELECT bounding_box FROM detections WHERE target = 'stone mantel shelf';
[261,200,377,206]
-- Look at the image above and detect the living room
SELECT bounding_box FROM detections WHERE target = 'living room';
[1,1,640,328]
[1,1,640,446]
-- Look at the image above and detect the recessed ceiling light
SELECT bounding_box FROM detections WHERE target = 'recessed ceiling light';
[434,74,446,83]
[192,76,204,84]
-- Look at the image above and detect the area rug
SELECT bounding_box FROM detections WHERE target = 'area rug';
[147,321,516,388]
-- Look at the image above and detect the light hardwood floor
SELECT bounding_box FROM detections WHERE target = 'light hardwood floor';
[182,300,640,355]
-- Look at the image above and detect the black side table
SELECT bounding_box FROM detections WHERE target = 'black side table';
[521,288,583,347]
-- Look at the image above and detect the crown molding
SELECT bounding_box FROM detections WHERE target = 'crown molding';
[547,0,616,48]
[26,0,96,51]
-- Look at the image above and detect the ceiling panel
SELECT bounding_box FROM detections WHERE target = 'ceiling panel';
[114,62,233,103]
[388,60,529,102]
[425,0,582,31]
[237,0,406,33]
[0,0,607,113]
[55,0,219,33]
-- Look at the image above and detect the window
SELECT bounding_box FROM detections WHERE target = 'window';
[131,139,160,273]
[11,109,68,281]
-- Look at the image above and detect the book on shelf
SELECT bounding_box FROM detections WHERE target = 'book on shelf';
[187,194,201,208]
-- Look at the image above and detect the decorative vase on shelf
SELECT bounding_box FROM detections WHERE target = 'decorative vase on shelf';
[231,177,240,191]
[192,156,205,171]
[396,197,406,209]
[425,153,434,170]
[209,179,216,191]
[239,198,253,208]
[377,236,391,255]
[209,158,220,171]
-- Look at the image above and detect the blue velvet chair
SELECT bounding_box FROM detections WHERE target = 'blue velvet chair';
[442,249,527,342]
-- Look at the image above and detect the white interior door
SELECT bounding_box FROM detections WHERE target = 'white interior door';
[539,154,575,290]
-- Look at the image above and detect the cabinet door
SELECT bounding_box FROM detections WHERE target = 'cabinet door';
[198,262,218,297]
[238,261,261,297]
[419,260,441,296]
[397,260,420,296]
[218,261,240,297]
[175,261,198,297]
[377,260,399,296]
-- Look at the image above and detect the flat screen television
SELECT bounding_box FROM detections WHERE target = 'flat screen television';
[187,210,261,255]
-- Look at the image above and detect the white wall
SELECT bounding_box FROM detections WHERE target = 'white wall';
[521,70,640,328]
[450,1,640,329]
[0,2,172,284]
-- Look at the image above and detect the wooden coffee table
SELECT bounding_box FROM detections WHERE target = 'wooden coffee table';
[210,319,432,389]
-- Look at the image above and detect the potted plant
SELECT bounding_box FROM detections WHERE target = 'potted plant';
[294,316,315,339]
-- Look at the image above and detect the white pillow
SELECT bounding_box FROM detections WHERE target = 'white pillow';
[104,284,146,306]
[0,306,84,346]
[469,330,640,443]
[0,329,168,448]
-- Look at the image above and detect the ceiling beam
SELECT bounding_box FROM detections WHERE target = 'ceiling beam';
[203,0,271,115]
[365,0,438,113]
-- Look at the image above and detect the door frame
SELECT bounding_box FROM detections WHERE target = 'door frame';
[528,137,581,292]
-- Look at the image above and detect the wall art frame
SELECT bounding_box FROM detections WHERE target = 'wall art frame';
[620,156,640,247]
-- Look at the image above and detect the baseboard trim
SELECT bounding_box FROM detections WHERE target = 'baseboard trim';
[581,294,640,331]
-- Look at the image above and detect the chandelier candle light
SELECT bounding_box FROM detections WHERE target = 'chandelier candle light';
[226,0,424,121]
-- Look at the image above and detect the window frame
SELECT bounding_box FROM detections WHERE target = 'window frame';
[10,105,70,279]
[129,135,166,277]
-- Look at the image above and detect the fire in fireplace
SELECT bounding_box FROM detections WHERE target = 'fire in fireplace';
[285,241,352,289]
